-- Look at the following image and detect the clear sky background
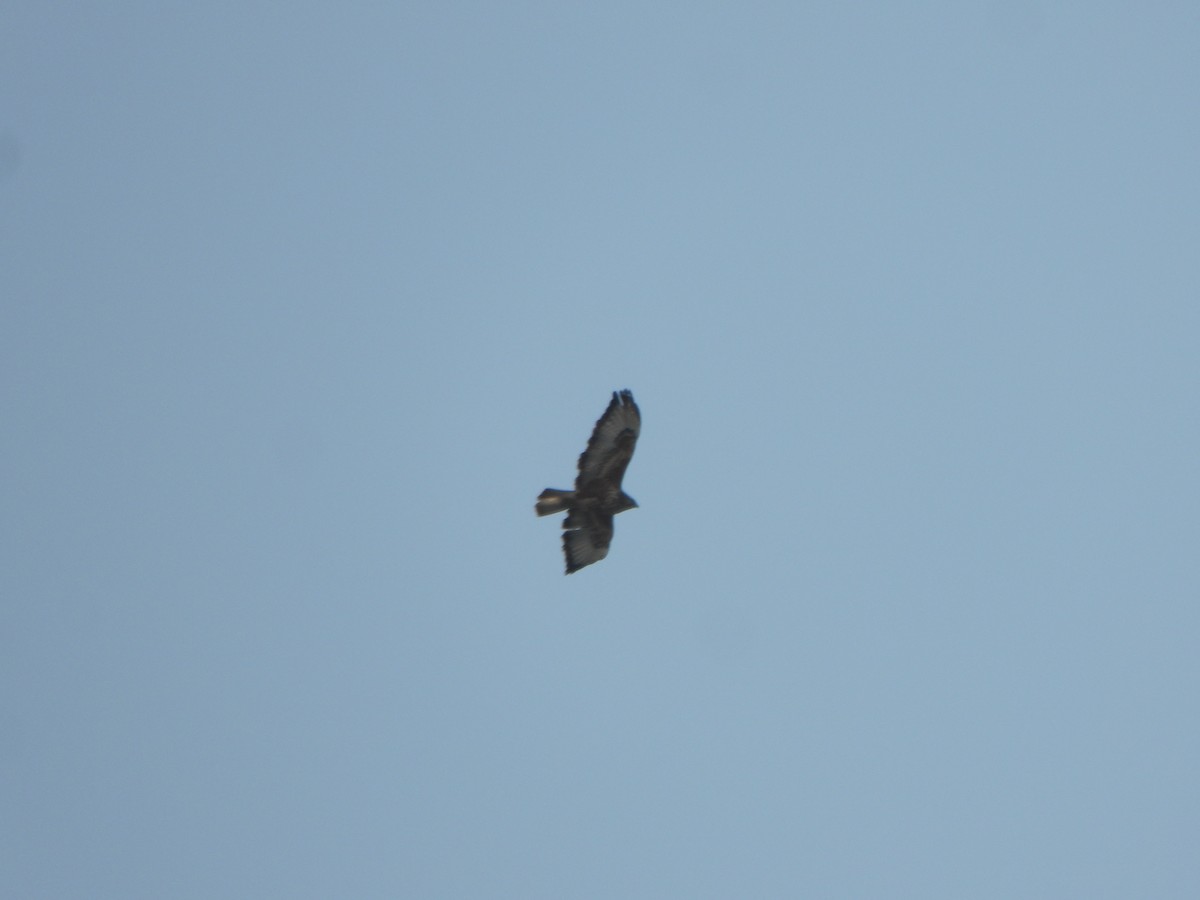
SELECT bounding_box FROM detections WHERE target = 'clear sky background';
[2,3,1198,897]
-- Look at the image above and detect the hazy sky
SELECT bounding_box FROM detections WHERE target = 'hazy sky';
[3,3,1198,897]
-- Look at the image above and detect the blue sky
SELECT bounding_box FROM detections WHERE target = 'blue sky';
[2,3,1198,897]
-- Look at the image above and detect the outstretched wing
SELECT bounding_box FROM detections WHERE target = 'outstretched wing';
[562,509,614,574]
[575,390,640,490]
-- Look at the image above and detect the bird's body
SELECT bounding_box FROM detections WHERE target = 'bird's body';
[536,390,641,573]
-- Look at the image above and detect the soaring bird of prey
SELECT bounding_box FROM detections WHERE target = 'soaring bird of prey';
[535,390,641,573]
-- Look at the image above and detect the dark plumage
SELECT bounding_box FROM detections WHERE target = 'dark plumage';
[535,390,641,573]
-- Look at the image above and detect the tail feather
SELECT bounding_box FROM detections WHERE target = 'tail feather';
[535,488,574,516]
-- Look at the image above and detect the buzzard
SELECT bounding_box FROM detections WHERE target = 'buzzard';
[536,390,641,573]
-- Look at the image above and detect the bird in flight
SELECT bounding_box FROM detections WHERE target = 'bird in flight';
[535,390,641,573]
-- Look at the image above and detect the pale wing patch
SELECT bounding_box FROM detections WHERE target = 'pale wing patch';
[577,391,641,484]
